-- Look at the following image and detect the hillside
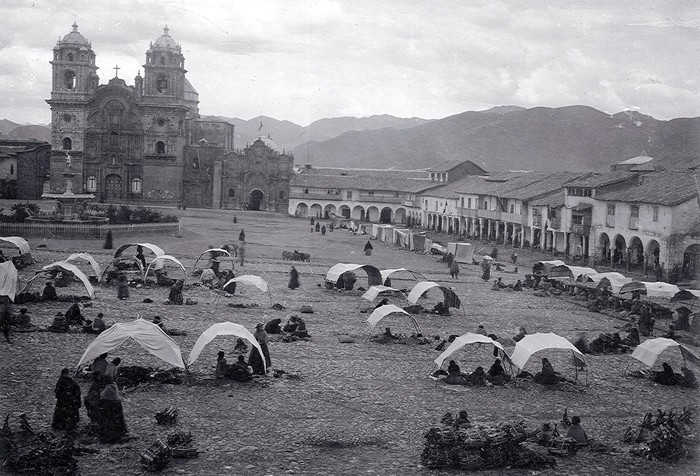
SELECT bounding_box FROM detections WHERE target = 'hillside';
[292,106,700,172]
[3,124,51,142]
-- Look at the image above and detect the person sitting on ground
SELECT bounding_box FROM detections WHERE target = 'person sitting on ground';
[215,351,228,379]
[679,367,699,389]
[466,366,488,386]
[374,298,389,310]
[282,315,299,333]
[488,358,505,377]
[491,279,502,291]
[513,326,527,342]
[453,410,472,428]
[447,360,461,376]
[92,352,109,376]
[12,308,30,327]
[168,280,184,305]
[512,279,523,291]
[42,282,58,301]
[533,357,559,385]
[291,317,311,338]
[64,301,86,326]
[155,268,176,287]
[233,338,249,354]
[47,312,69,333]
[90,312,107,334]
[664,323,676,340]
[621,328,640,346]
[475,323,487,336]
[264,318,283,334]
[383,327,399,340]
[105,357,121,381]
[200,268,217,286]
[566,416,588,445]
[653,362,679,386]
[229,355,254,382]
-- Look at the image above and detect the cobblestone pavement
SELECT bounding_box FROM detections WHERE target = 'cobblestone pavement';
[0,209,697,475]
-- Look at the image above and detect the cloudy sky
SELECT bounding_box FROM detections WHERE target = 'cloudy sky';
[1,0,698,125]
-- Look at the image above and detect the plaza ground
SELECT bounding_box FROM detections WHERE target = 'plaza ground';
[0,208,697,476]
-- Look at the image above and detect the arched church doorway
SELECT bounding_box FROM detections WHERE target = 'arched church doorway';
[249,189,264,211]
[105,174,122,200]
[186,184,203,208]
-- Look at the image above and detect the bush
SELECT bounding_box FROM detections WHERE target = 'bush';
[89,204,177,225]
[0,202,40,223]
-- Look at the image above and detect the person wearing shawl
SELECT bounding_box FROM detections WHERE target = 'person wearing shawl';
[364,240,373,256]
[42,282,58,301]
[52,368,81,431]
[449,259,460,279]
[64,300,85,325]
[288,266,300,289]
[480,259,491,281]
[168,280,184,305]
[98,376,127,443]
[135,245,147,269]
[116,272,129,300]
[533,358,558,385]
[84,371,105,423]
[248,323,271,375]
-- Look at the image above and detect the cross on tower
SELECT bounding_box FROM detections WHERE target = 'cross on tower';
[113,65,120,77]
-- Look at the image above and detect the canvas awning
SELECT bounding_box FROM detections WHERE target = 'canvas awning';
[22,261,95,299]
[564,266,597,281]
[0,260,18,302]
[77,318,185,369]
[145,255,187,282]
[580,272,627,284]
[223,275,269,294]
[509,332,585,369]
[193,248,235,271]
[361,285,401,302]
[187,322,265,370]
[325,263,383,287]
[380,268,426,284]
[447,242,475,264]
[407,281,461,309]
[533,260,566,275]
[366,304,420,333]
[619,281,681,298]
[114,243,165,270]
[434,333,505,369]
[630,337,700,369]
[65,252,102,281]
[0,236,31,255]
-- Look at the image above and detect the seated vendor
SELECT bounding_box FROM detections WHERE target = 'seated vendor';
[42,282,58,301]
[153,316,168,334]
[282,316,299,333]
[512,279,523,291]
[291,317,311,338]
[215,351,228,379]
[453,410,472,428]
[447,360,461,376]
[200,268,217,286]
[487,358,505,377]
[229,355,253,381]
[65,301,86,325]
[264,318,283,334]
[12,308,31,327]
[47,312,68,333]
[513,326,527,342]
[566,416,588,445]
[84,312,106,334]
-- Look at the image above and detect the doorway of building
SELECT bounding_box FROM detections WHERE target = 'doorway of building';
[249,189,264,210]
[186,184,203,208]
[105,174,122,200]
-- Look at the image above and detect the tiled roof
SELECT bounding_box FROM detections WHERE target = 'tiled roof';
[495,171,586,200]
[595,171,699,206]
[455,172,526,194]
[291,168,438,193]
[565,171,637,188]
[423,174,490,199]
[428,159,471,172]
[530,190,566,208]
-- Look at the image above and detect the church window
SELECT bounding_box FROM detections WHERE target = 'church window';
[67,53,74,61]
[80,54,85,61]
[110,110,120,125]
[160,56,165,65]
[109,132,118,146]
[303,189,309,194]
[87,176,97,192]
[192,157,200,169]
[131,178,142,193]
[228,188,235,198]
[156,74,168,93]
[10,165,14,175]
[64,70,76,89]
[155,141,165,154]
[279,191,285,199]
[62,137,72,150]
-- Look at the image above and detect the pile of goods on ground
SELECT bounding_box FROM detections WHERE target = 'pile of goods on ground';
[140,432,199,472]
[624,408,697,462]
[155,406,178,426]
[421,420,555,470]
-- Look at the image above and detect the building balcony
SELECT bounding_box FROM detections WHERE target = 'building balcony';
[502,211,524,225]
[570,224,591,235]
[477,209,501,220]
[403,199,419,208]
[606,215,615,227]
[456,207,478,218]
[357,194,403,204]
[532,216,542,227]
[629,216,639,230]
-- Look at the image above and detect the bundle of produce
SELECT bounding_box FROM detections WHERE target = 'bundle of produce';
[4,414,78,475]
[155,406,178,426]
[624,408,696,462]
[167,431,199,459]
[140,439,172,472]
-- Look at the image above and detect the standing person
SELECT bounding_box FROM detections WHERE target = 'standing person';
[52,368,81,431]
[98,376,127,443]
[116,272,129,300]
[92,353,109,375]
[238,240,246,266]
[248,323,271,375]
[1,299,12,344]
[84,371,105,423]
[321,225,326,235]
[315,222,320,232]
[364,240,373,256]
[168,280,184,305]
[238,229,246,242]
[449,259,460,279]
[105,358,121,381]
[135,245,146,269]
[288,266,300,289]
[480,259,491,281]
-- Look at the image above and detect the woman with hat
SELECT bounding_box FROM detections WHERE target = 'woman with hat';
[248,322,271,375]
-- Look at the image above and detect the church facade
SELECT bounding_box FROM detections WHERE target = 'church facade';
[46,23,291,210]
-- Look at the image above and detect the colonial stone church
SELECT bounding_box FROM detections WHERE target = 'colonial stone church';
[47,23,292,211]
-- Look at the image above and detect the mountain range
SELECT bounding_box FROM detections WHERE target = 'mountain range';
[3,106,698,172]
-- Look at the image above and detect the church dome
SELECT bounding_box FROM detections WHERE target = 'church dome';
[61,22,89,46]
[152,25,179,49]
[254,136,278,151]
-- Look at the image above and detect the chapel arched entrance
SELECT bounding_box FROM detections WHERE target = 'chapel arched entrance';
[249,189,264,211]
[104,174,122,200]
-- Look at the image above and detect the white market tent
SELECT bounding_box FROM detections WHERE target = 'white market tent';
[510,332,586,371]
[22,261,95,299]
[447,242,475,264]
[0,261,19,302]
[379,226,395,242]
[630,337,700,369]
[145,255,188,283]
[187,322,265,370]
[361,285,402,302]
[192,248,235,273]
[407,281,461,309]
[366,304,420,334]
[619,281,681,298]
[77,318,185,369]
[65,252,102,282]
[325,263,383,288]
[671,289,700,311]
[0,236,33,264]
[533,260,566,275]
[223,275,271,300]
[392,228,410,248]
[564,266,597,281]
[380,268,426,285]
[579,271,626,284]
[434,333,506,369]
[114,243,165,269]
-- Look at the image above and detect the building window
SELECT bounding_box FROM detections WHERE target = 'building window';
[62,137,72,150]
[156,74,168,93]
[10,164,14,175]
[467,198,472,209]
[192,157,200,169]
[368,191,374,196]
[110,111,120,125]
[572,214,584,225]
[131,178,142,193]
[607,204,615,216]
[653,206,659,222]
[156,141,165,154]
[67,53,74,61]
[64,70,76,89]
[510,204,514,213]
[346,191,353,199]
[109,131,118,146]
[460,197,464,207]
[87,176,97,192]
[483,201,488,209]
[303,189,308,194]
[279,191,285,199]
[228,188,235,198]
[630,204,639,218]
[160,57,166,65]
